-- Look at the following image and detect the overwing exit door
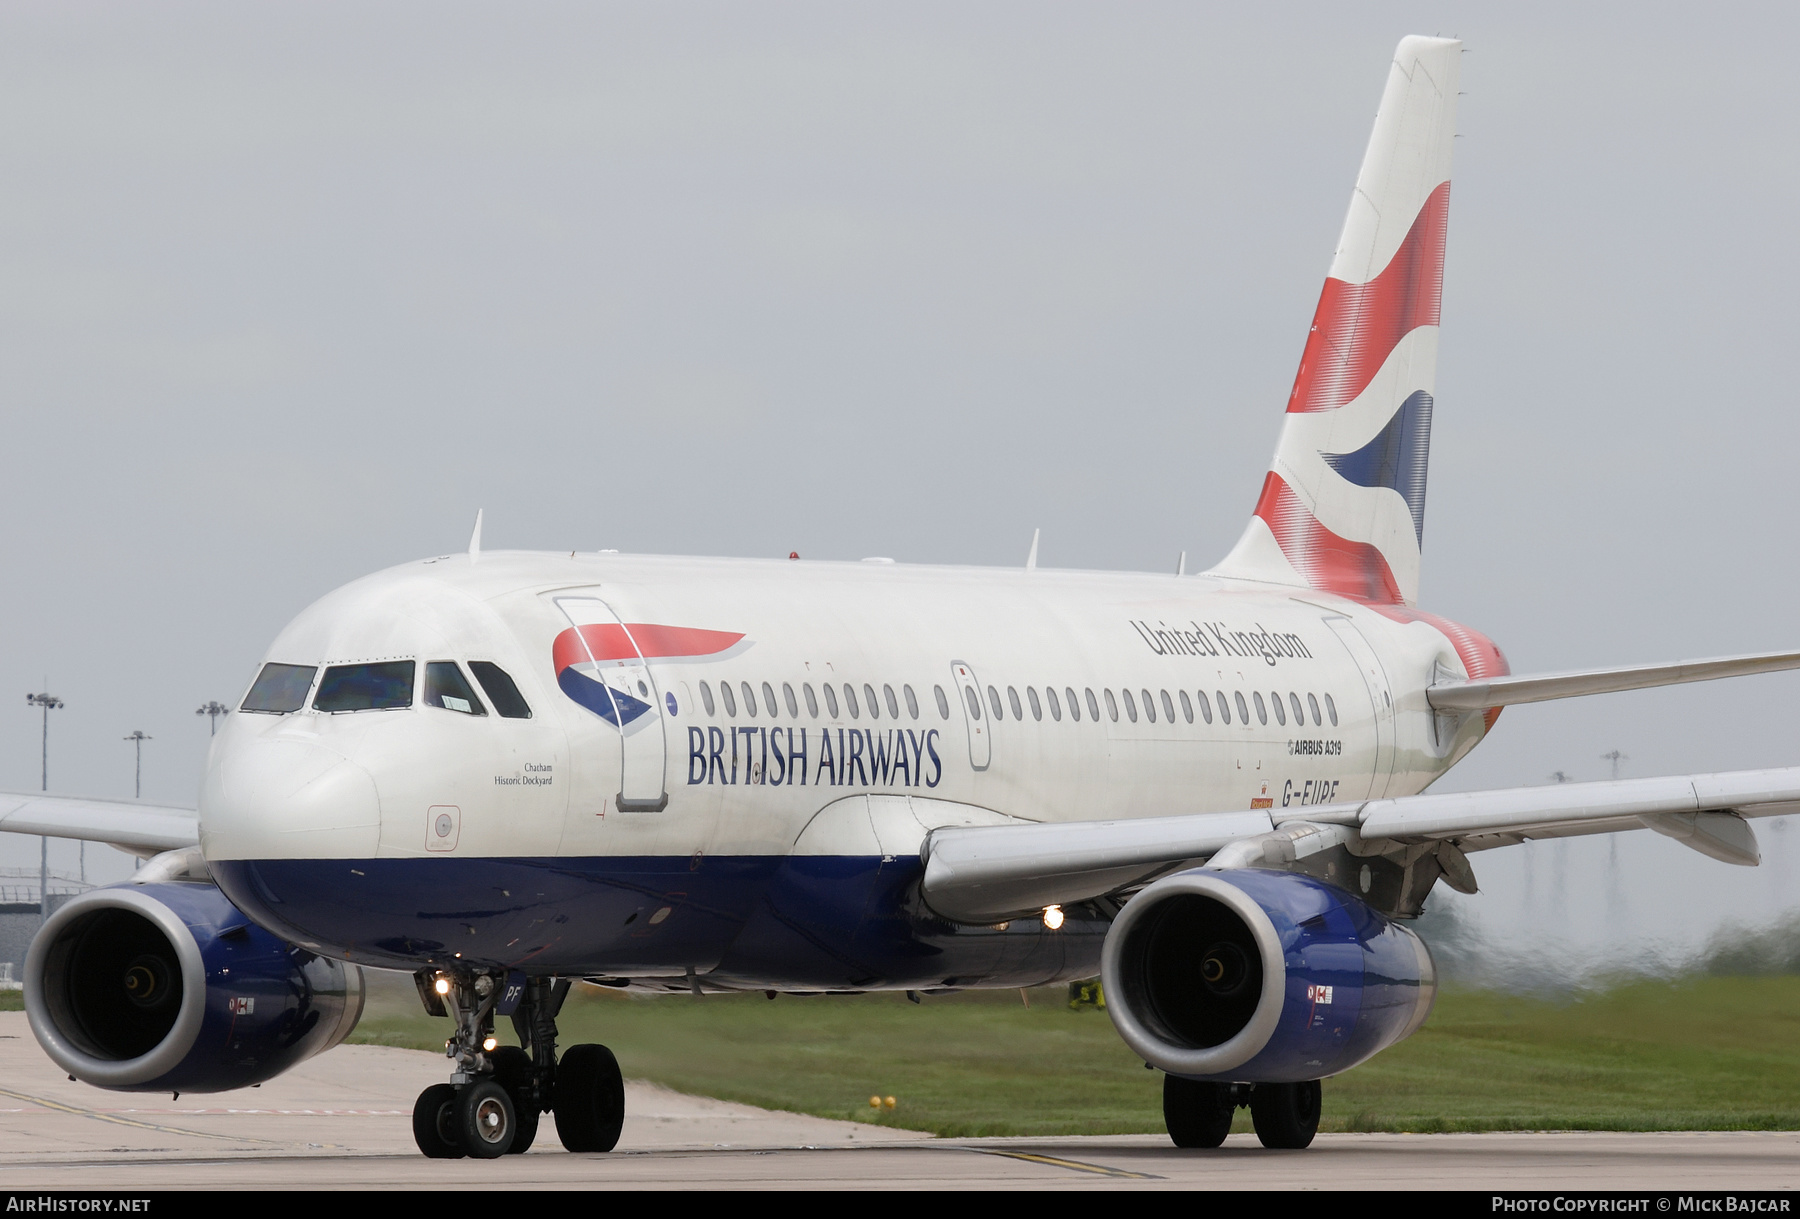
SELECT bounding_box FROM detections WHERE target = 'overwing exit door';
[554,596,669,811]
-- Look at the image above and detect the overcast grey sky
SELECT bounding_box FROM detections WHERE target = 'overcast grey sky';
[2,2,1796,963]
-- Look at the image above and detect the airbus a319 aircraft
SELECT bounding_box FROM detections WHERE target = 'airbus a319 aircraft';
[8,35,1800,1159]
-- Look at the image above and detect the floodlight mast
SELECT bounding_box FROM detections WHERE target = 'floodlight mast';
[25,690,62,926]
[195,700,228,736]
[124,731,151,800]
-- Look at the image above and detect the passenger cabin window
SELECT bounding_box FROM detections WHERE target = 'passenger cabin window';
[904,685,920,719]
[763,682,779,719]
[1234,691,1250,724]
[1121,689,1137,722]
[864,683,880,719]
[314,661,414,713]
[1065,687,1080,722]
[1084,688,1099,721]
[721,682,738,717]
[1270,691,1285,726]
[1162,690,1177,723]
[1325,693,1338,726]
[783,682,799,717]
[1104,689,1119,722]
[425,661,487,715]
[987,685,1004,720]
[1289,692,1305,726]
[700,681,717,716]
[1027,687,1042,721]
[933,685,950,719]
[1215,691,1231,725]
[963,685,982,720]
[885,684,901,719]
[1307,692,1321,726]
[844,684,860,719]
[1008,686,1023,721]
[469,662,531,719]
[242,663,316,714]
[823,683,840,718]
[741,682,758,717]
[1046,686,1063,721]
[1178,690,1193,723]
[804,683,819,717]
[1197,690,1213,724]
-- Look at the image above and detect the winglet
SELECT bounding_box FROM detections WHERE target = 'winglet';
[468,509,484,562]
[1025,528,1040,572]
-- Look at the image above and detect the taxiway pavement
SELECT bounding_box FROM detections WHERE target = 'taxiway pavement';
[0,1013,1790,1190]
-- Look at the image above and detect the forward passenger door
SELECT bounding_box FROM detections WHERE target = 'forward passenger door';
[553,595,669,811]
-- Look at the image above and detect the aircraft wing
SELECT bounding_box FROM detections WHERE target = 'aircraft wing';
[920,766,1800,923]
[0,792,199,855]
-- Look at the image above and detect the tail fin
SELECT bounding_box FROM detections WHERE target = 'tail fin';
[1210,36,1460,607]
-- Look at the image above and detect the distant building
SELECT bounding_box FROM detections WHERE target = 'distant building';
[0,872,91,988]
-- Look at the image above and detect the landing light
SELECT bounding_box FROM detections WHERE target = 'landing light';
[433,977,450,996]
[482,1036,498,1052]
[1042,905,1064,931]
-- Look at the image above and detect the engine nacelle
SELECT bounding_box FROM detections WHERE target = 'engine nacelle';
[25,882,364,1093]
[1100,868,1435,1082]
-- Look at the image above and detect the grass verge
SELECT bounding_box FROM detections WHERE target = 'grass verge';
[348,973,1800,1138]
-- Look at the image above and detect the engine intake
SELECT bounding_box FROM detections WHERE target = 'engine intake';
[27,882,364,1092]
[1101,868,1435,1082]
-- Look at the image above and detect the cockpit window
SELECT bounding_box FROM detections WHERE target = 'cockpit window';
[468,661,532,719]
[241,663,316,714]
[314,661,415,712]
[424,662,487,716]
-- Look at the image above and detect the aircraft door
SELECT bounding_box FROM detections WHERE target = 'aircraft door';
[949,661,991,771]
[554,596,669,811]
[1324,616,1396,799]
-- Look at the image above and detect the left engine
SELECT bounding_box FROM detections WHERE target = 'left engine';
[25,882,364,1093]
[1100,867,1436,1082]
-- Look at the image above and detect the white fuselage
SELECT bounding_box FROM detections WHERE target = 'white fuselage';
[196,550,1497,984]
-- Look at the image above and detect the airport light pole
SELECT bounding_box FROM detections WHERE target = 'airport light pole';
[124,731,151,799]
[26,690,62,926]
[195,701,228,735]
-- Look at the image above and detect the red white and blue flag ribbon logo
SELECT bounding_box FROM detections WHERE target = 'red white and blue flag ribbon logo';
[552,623,744,729]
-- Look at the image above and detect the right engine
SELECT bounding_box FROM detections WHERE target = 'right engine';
[1100,867,1436,1082]
[26,881,364,1093]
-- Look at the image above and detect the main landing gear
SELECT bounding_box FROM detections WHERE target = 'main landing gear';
[1162,1076,1321,1150]
[411,970,627,1159]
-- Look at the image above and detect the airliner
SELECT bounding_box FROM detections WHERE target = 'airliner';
[7,35,1799,1158]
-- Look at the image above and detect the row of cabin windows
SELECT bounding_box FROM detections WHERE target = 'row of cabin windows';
[698,680,939,722]
[697,678,1338,730]
[239,659,534,719]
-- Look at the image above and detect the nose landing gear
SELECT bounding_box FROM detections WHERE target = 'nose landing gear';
[410,970,627,1159]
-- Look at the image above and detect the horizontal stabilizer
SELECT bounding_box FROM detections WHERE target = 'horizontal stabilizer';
[0,792,198,855]
[1427,649,1800,711]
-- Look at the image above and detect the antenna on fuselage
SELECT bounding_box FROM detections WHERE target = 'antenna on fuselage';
[1176,551,1187,576]
[468,508,484,562]
[1025,528,1039,572]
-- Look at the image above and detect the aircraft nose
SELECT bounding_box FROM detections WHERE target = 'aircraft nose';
[201,732,381,859]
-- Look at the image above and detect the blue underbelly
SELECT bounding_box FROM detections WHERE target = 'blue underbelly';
[209,855,1105,991]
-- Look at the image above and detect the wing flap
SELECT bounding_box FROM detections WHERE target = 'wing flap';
[1357,767,1800,842]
